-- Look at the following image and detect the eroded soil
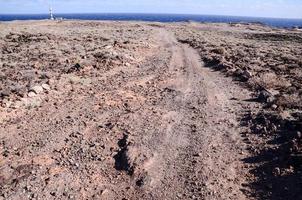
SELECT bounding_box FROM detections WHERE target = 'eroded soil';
[0,21,301,199]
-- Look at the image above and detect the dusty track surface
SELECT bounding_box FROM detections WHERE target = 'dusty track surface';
[0,21,300,199]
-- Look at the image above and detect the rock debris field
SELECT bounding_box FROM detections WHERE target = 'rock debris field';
[0,20,301,200]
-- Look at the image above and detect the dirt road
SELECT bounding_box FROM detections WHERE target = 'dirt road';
[114,29,255,199]
[1,22,259,199]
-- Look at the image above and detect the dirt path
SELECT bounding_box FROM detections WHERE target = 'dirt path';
[0,24,257,199]
[99,29,256,199]
[116,29,255,199]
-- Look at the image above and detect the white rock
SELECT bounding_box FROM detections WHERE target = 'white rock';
[42,84,50,91]
[21,97,42,108]
[31,85,44,94]
[28,92,37,97]
[48,79,56,86]
[105,45,113,49]
[13,101,23,109]
[4,100,12,108]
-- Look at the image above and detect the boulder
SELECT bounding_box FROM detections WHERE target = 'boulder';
[10,84,25,97]
[0,90,10,98]
[21,97,42,108]
[234,68,244,76]
[211,47,226,55]
[42,84,50,91]
[30,85,44,94]
[234,69,252,81]
[68,63,82,73]
[28,91,37,97]
[258,89,275,103]
[242,70,252,80]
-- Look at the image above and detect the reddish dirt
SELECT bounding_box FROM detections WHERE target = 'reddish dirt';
[171,22,302,200]
[0,21,301,200]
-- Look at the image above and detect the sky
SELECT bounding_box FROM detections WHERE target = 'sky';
[0,0,301,19]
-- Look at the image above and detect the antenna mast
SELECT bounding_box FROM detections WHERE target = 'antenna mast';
[49,6,54,20]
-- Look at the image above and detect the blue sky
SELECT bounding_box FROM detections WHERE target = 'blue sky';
[0,0,301,19]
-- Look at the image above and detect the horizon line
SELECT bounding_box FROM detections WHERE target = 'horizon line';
[0,12,301,20]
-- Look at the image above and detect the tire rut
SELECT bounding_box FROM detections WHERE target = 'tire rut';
[0,23,258,200]
[115,29,255,199]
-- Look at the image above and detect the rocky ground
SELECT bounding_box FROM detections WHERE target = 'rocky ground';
[0,20,301,199]
[171,22,302,199]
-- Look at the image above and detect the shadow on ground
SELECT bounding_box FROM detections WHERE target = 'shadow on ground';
[241,112,302,200]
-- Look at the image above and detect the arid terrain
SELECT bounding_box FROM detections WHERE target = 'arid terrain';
[0,20,301,200]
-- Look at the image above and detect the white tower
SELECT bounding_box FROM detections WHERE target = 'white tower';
[49,6,54,20]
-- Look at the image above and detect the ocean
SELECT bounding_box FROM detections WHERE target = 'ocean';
[0,13,302,28]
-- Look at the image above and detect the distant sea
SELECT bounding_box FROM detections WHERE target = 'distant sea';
[0,13,302,28]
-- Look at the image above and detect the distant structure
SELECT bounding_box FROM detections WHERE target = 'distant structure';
[49,6,54,20]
